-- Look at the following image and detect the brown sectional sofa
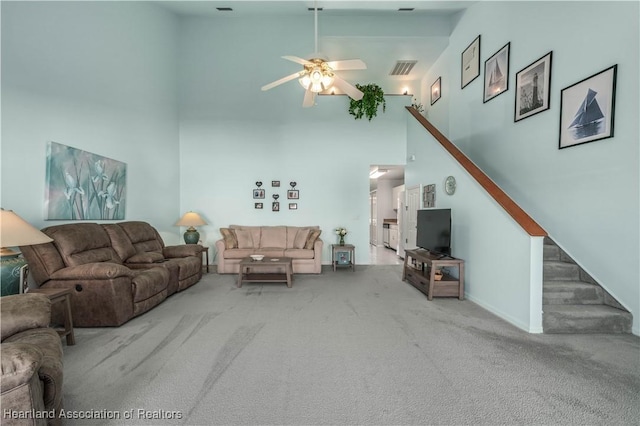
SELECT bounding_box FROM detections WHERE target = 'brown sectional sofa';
[215,225,323,274]
[1,293,64,425]
[20,221,203,327]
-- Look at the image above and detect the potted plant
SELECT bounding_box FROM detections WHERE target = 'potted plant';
[348,84,386,121]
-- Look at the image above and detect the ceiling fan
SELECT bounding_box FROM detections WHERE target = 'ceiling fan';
[261,3,367,108]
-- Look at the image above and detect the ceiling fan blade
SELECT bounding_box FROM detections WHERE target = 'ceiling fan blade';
[302,89,316,108]
[261,72,302,91]
[326,59,367,71]
[332,76,364,101]
[282,56,314,66]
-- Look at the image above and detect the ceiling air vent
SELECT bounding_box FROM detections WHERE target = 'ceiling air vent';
[216,7,233,11]
[390,60,417,76]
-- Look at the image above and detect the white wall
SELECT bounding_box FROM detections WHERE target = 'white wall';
[1,1,181,233]
[422,1,639,333]
[178,15,408,264]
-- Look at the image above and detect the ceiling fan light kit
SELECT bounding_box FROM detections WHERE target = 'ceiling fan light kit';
[261,4,366,107]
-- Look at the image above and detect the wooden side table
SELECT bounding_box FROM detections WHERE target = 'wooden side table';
[200,246,210,273]
[29,287,75,345]
[331,244,355,272]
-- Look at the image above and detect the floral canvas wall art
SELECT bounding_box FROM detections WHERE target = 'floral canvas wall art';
[45,142,127,220]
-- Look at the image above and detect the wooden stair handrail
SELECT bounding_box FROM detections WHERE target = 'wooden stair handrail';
[406,106,547,237]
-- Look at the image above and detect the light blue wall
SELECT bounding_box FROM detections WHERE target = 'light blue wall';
[177,15,409,264]
[1,1,181,233]
[421,1,639,333]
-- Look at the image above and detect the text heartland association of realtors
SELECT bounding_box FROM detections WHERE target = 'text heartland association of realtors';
[2,408,183,420]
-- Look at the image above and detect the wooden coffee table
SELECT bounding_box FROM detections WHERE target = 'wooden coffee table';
[237,257,293,288]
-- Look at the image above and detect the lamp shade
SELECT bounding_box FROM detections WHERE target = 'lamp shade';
[175,212,207,228]
[0,208,53,250]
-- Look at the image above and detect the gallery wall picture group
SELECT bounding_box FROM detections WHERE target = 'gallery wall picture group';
[461,35,481,89]
[456,33,617,151]
[252,180,301,210]
[559,65,617,149]
[483,42,510,103]
[515,51,553,122]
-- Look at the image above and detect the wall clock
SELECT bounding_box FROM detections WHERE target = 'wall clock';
[444,176,457,195]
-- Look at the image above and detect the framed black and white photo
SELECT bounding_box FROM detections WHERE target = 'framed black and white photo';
[289,203,297,210]
[559,65,617,149]
[272,201,280,212]
[430,77,442,105]
[515,51,552,122]
[461,35,481,89]
[272,180,280,187]
[253,189,265,199]
[483,42,510,103]
[287,190,299,199]
[254,202,263,209]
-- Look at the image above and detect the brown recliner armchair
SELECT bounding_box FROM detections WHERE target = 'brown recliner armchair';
[103,221,202,296]
[1,293,64,426]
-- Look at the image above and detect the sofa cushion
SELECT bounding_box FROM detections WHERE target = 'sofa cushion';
[256,248,286,257]
[230,225,261,248]
[284,249,315,259]
[44,223,122,267]
[102,223,137,261]
[127,252,165,264]
[130,268,169,303]
[117,221,164,253]
[235,230,254,249]
[220,228,237,249]
[222,249,256,259]
[305,229,322,249]
[293,229,311,249]
[260,226,286,248]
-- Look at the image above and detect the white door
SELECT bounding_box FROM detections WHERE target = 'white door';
[369,190,377,245]
[404,186,420,250]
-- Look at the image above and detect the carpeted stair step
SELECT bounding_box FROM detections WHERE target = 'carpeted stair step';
[543,305,632,334]
[543,260,580,281]
[543,281,604,305]
[543,244,560,261]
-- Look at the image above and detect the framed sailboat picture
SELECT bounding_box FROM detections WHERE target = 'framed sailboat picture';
[514,51,552,122]
[430,77,441,105]
[483,42,510,103]
[559,65,617,149]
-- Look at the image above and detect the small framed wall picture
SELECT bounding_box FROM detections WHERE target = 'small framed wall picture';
[430,77,442,105]
[514,51,552,122]
[289,203,297,210]
[461,35,481,89]
[255,202,263,209]
[483,42,510,103]
[287,190,299,199]
[253,189,265,199]
[272,180,280,187]
[559,65,617,149]
[272,201,280,212]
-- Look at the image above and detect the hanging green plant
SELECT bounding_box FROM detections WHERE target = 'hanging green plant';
[348,84,386,121]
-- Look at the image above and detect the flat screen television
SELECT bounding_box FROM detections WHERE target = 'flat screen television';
[416,208,451,255]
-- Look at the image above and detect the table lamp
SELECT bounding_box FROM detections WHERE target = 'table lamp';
[1,208,53,295]
[175,211,207,244]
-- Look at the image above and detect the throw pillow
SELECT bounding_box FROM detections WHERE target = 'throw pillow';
[304,229,322,249]
[220,228,238,249]
[235,229,254,249]
[293,228,311,249]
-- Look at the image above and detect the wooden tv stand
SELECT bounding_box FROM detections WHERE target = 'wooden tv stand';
[402,249,465,300]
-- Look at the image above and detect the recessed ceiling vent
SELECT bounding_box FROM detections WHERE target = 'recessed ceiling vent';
[390,60,417,76]
[216,7,233,11]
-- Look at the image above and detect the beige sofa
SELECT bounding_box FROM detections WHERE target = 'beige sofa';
[215,225,322,274]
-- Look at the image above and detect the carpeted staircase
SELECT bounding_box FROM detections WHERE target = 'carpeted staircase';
[542,238,632,333]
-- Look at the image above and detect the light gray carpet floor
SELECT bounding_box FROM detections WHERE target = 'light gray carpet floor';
[62,265,640,425]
